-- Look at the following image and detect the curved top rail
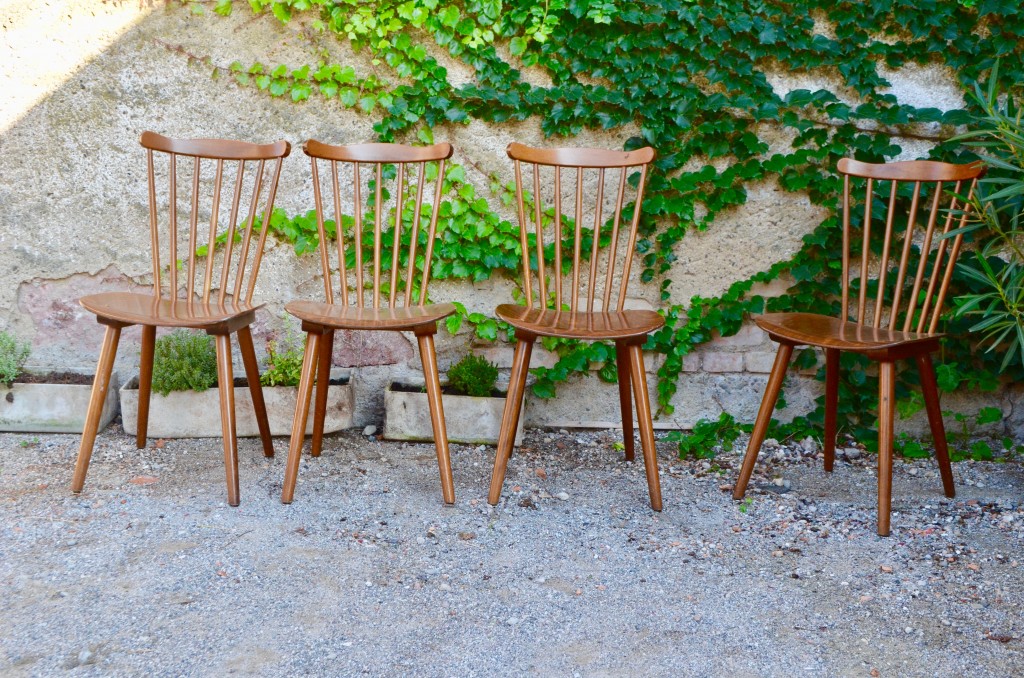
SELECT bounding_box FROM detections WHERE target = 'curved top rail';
[140,131,290,160]
[838,158,985,182]
[507,142,655,168]
[303,140,454,163]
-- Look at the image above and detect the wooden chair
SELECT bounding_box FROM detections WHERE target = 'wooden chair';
[487,142,664,510]
[733,158,986,536]
[281,140,457,504]
[72,131,291,506]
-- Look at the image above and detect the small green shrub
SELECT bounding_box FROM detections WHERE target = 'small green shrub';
[151,330,218,396]
[447,354,499,397]
[666,412,743,460]
[0,331,30,387]
[260,323,305,387]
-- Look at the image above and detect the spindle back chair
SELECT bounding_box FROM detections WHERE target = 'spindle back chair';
[733,158,986,536]
[72,132,291,507]
[488,142,665,511]
[281,140,459,505]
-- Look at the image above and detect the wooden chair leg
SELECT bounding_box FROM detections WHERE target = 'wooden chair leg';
[627,340,662,511]
[917,353,955,498]
[416,327,455,504]
[823,347,840,472]
[136,325,156,449]
[281,330,321,504]
[615,340,635,462]
[214,333,240,507]
[237,326,274,458]
[733,342,794,500]
[310,330,335,458]
[488,332,535,506]
[877,360,896,537]
[72,323,122,493]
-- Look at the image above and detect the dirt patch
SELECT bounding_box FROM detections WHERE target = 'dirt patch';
[15,371,94,385]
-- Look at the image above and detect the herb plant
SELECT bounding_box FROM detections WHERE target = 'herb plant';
[447,354,499,397]
[0,330,30,388]
[260,322,306,387]
[151,330,218,396]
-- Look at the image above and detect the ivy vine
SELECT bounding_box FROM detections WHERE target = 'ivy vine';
[181,0,1024,445]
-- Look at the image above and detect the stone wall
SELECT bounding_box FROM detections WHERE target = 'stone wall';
[1,1,1017,433]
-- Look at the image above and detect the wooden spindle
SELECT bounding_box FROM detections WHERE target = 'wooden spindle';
[405,163,426,307]
[419,159,446,307]
[553,167,563,310]
[571,167,583,313]
[372,163,383,308]
[353,162,365,308]
[603,168,627,313]
[903,182,943,332]
[532,163,547,308]
[218,160,246,304]
[872,180,900,328]
[168,154,179,298]
[841,174,850,321]
[928,179,978,334]
[389,163,405,307]
[186,157,201,303]
[147,150,161,295]
[310,158,334,303]
[246,156,285,304]
[616,164,648,312]
[512,159,532,308]
[332,160,349,307]
[857,178,874,324]
[202,159,224,304]
[917,180,962,333]
[233,160,266,301]
[888,180,922,330]
[586,168,605,313]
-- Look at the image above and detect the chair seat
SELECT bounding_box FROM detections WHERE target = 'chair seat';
[755,312,942,353]
[285,300,456,331]
[496,304,664,339]
[79,292,261,331]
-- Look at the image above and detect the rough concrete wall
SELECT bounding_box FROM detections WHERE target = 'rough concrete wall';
[0,2,1016,432]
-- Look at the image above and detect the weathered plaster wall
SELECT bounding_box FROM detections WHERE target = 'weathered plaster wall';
[0,2,1016,433]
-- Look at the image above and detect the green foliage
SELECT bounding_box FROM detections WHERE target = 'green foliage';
[0,330,31,388]
[194,0,1024,444]
[665,412,742,460]
[151,330,218,396]
[447,353,499,397]
[951,67,1024,371]
[260,322,306,387]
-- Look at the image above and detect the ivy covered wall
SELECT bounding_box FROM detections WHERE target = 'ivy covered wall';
[2,0,1023,436]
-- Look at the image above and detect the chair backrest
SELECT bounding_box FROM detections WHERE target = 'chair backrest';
[838,158,986,334]
[506,142,655,314]
[141,131,291,305]
[302,140,454,308]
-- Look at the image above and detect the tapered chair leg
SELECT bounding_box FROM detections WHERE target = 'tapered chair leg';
[136,325,156,449]
[72,323,123,493]
[310,330,335,458]
[734,342,795,500]
[917,353,955,498]
[237,326,274,458]
[488,332,535,506]
[416,327,455,504]
[214,333,240,507]
[615,340,635,462]
[281,330,321,504]
[877,361,896,536]
[627,340,662,511]
[823,348,840,472]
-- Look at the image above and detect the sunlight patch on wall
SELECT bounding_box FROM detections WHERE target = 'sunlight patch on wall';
[0,0,154,133]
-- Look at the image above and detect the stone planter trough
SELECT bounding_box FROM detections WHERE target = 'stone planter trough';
[0,371,120,433]
[384,380,524,446]
[120,370,353,438]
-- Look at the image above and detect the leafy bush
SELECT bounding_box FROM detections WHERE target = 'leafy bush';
[151,330,218,396]
[447,354,499,397]
[260,323,305,387]
[952,67,1024,370]
[665,412,743,460]
[0,330,30,388]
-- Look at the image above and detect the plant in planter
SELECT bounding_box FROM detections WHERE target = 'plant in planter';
[0,330,120,433]
[385,353,524,446]
[121,327,353,437]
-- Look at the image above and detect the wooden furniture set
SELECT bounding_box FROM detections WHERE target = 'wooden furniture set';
[70,132,984,537]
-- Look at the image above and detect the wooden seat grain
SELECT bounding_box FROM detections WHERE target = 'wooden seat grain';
[487,142,664,511]
[280,140,458,505]
[733,157,986,536]
[71,132,291,506]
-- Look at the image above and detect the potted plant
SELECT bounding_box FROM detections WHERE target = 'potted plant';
[384,353,524,445]
[120,327,353,437]
[0,330,120,433]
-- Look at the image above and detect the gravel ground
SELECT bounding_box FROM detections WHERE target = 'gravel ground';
[1,423,1023,677]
